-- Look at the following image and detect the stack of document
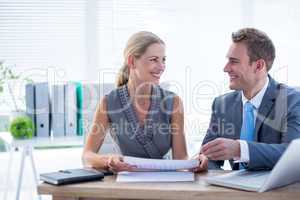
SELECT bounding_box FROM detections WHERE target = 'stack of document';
[123,156,199,171]
[117,171,195,182]
[117,156,199,182]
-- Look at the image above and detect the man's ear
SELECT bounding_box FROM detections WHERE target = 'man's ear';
[255,59,266,73]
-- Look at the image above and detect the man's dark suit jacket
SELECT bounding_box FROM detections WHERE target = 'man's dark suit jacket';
[202,76,300,170]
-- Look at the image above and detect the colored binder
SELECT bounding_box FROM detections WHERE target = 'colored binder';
[81,84,99,136]
[35,82,50,137]
[51,85,65,137]
[64,82,77,136]
[25,83,36,136]
[75,82,83,136]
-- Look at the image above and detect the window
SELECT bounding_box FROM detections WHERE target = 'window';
[0,0,86,112]
[1,0,299,143]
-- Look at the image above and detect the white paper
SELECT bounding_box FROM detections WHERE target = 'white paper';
[117,171,195,182]
[124,156,199,171]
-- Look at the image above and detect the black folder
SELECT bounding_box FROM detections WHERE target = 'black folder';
[40,168,104,185]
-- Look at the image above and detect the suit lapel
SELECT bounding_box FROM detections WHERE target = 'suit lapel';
[254,76,278,141]
[229,93,242,170]
[230,93,243,139]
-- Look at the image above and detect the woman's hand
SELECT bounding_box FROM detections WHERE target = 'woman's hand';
[106,155,136,173]
[191,154,208,173]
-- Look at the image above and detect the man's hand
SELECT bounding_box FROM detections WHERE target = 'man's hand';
[201,138,240,160]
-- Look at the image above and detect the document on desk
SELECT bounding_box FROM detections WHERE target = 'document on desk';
[117,171,195,182]
[123,156,199,171]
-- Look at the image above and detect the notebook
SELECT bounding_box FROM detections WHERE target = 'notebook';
[40,168,105,185]
[205,139,300,192]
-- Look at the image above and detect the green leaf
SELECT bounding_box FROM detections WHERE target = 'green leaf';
[25,78,33,83]
[3,69,7,77]
[9,116,34,139]
[11,74,18,79]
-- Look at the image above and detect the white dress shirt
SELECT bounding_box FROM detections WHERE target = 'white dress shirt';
[235,77,269,163]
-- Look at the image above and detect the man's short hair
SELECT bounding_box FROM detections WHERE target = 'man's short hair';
[232,28,276,71]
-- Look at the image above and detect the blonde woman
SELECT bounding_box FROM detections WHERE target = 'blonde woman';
[82,31,208,172]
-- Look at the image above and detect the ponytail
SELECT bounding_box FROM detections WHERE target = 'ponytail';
[116,64,129,87]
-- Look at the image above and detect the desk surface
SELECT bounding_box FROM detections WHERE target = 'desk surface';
[38,170,300,200]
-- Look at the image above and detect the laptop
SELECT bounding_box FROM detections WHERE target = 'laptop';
[205,139,300,192]
[40,168,105,185]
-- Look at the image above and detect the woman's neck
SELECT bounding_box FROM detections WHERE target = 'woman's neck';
[127,79,152,115]
[127,79,152,98]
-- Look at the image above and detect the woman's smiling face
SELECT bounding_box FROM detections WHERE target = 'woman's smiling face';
[130,43,166,85]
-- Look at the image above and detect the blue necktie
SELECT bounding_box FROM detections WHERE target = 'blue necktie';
[239,101,255,169]
[240,101,255,141]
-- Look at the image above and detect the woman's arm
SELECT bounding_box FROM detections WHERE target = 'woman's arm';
[82,96,111,170]
[82,96,135,172]
[171,95,188,160]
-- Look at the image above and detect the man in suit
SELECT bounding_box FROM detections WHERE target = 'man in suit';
[201,28,300,170]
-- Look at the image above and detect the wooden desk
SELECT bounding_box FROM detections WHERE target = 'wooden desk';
[38,170,300,200]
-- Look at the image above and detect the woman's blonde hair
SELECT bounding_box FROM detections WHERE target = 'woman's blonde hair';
[116,31,165,87]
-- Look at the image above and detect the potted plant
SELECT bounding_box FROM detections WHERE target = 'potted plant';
[0,61,32,112]
[0,61,33,138]
[0,61,20,111]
